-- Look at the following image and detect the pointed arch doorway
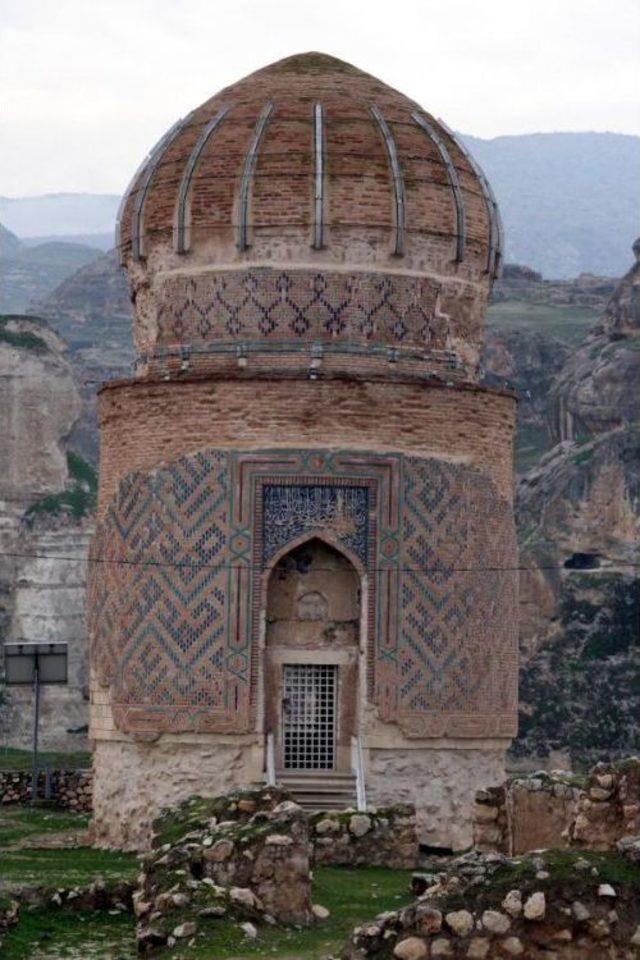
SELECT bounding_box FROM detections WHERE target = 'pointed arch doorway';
[264,537,362,773]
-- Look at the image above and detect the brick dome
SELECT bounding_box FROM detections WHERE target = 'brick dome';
[117,52,503,380]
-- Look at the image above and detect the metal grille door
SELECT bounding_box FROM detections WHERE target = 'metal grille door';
[282,664,337,770]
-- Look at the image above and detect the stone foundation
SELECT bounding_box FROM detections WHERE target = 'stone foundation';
[367,744,508,850]
[135,788,313,950]
[91,738,260,850]
[343,846,640,959]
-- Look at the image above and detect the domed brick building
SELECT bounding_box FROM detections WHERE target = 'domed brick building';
[88,52,518,850]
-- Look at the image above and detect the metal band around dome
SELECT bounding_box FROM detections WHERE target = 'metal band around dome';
[370,106,406,256]
[437,119,502,277]
[175,106,230,254]
[313,103,324,249]
[130,113,195,261]
[237,102,274,251]
[411,112,466,263]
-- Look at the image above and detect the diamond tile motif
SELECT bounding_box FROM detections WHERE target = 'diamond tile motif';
[156,268,444,350]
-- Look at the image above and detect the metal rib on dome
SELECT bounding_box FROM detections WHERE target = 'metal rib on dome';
[174,106,230,254]
[412,113,466,264]
[437,119,502,277]
[130,112,195,261]
[237,102,274,251]
[115,121,182,265]
[312,103,324,250]
[370,106,406,256]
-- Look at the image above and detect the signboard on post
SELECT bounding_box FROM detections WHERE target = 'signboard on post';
[4,642,68,802]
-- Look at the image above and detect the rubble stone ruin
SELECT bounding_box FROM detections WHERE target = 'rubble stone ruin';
[88,52,518,850]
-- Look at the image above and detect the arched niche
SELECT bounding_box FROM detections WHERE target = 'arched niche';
[264,537,361,772]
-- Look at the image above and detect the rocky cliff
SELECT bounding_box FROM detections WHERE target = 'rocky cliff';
[0,315,94,751]
[32,251,133,464]
[509,245,640,768]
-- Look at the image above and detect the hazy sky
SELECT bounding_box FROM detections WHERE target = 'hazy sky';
[2,0,639,196]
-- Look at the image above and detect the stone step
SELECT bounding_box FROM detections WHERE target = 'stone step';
[274,771,358,810]
[276,772,356,786]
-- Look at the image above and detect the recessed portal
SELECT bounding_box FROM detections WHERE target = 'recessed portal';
[265,538,361,772]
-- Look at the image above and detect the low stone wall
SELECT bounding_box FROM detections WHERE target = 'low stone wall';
[571,759,640,851]
[342,846,640,959]
[0,879,133,953]
[473,759,640,856]
[135,788,314,951]
[473,773,580,855]
[310,805,418,869]
[0,768,92,812]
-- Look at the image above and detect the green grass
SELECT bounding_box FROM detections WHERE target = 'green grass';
[0,747,91,772]
[435,849,640,915]
[1,908,135,960]
[0,806,89,846]
[161,865,413,960]
[1,864,411,960]
[0,847,138,888]
[0,806,412,959]
[486,300,597,346]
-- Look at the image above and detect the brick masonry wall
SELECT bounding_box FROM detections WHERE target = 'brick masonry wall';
[97,377,515,513]
[89,442,518,740]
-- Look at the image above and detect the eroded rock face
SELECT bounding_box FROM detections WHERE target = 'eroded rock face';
[511,245,640,768]
[0,317,80,498]
[0,316,92,752]
[33,252,134,464]
[482,328,570,473]
[491,264,616,312]
[545,243,640,445]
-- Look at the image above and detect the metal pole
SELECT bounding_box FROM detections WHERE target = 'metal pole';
[31,654,40,805]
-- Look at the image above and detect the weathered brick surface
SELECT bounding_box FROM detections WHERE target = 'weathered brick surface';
[97,377,515,513]
[89,53,516,851]
[117,53,499,375]
[119,54,491,265]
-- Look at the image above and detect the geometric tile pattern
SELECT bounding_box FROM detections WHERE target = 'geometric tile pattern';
[155,268,447,352]
[397,457,518,738]
[89,447,518,738]
[88,451,237,734]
